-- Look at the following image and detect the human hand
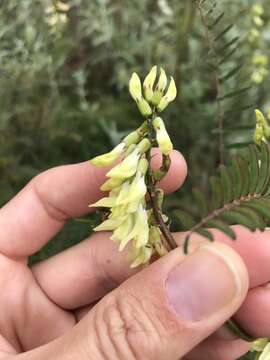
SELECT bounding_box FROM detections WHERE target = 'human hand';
[0,150,268,359]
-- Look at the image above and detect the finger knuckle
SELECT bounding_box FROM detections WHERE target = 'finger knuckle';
[92,291,164,360]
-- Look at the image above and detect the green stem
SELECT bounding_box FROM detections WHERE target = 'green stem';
[226,319,255,342]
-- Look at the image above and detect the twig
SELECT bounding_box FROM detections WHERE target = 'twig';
[197,0,225,165]
[146,114,178,251]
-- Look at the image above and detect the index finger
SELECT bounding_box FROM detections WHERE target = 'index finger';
[0,150,187,257]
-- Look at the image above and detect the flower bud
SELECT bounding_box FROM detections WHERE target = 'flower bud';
[107,149,140,179]
[252,4,264,16]
[151,68,168,106]
[90,143,125,167]
[253,123,264,145]
[129,245,152,268]
[129,72,142,101]
[137,98,152,117]
[136,138,151,154]
[255,109,268,127]
[143,66,157,102]
[153,117,173,155]
[253,16,264,27]
[123,131,141,146]
[89,196,117,208]
[100,177,124,191]
[125,144,137,157]
[94,217,124,232]
[157,77,177,112]
[137,158,149,175]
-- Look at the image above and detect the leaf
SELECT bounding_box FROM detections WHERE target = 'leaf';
[218,36,239,54]
[224,103,256,116]
[218,46,238,65]
[221,209,257,231]
[217,87,251,101]
[237,156,250,197]
[220,64,243,82]
[255,142,270,195]
[210,12,225,28]
[243,199,270,223]
[219,164,234,203]
[184,142,270,252]
[210,176,223,210]
[205,219,236,239]
[196,228,214,241]
[192,188,208,216]
[214,24,234,41]
[234,207,265,231]
[231,157,243,199]
[226,141,253,149]
[248,145,259,194]
[173,210,196,230]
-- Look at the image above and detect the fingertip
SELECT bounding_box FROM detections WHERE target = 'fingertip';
[151,149,188,194]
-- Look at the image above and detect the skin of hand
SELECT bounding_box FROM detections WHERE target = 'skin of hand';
[0,149,269,360]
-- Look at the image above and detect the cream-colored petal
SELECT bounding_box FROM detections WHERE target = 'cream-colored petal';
[106,149,140,179]
[90,143,125,167]
[89,196,117,208]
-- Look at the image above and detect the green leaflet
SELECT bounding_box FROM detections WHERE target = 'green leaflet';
[220,64,243,82]
[249,145,259,194]
[231,156,243,199]
[256,142,270,195]
[210,176,223,210]
[173,210,196,231]
[214,24,234,41]
[192,188,208,216]
[243,199,270,223]
[221,209,257,232]
[210,12,225,28]
[196,228,214,241]
[219,165,234,203]
[206,219,236,239]
[217,87,251,101]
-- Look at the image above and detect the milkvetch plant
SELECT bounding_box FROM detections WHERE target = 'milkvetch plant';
[89,66,270,358]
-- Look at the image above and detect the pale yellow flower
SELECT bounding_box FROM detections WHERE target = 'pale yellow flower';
[129,73,142,102]
[111,214,134,247]
[106,149,140,179]
[89,196,117,208]
[143,66,157,103]
[157,76,177,112]
[151,68,168,106]
[153,117,173,155]
[94,217,125,232]
[129,245,152,268]
[90,143,125,167]
[100,177,124,191]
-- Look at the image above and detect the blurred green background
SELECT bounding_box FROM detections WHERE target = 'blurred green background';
[1,0,270,256]
[1,1,270,358]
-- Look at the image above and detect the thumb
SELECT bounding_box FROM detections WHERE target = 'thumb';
[74,242,248,360]
[24,242,248,360]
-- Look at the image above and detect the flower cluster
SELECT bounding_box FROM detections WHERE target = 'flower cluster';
[248,4,269,84]
[253,109,270,145]
[89,67,177,267]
